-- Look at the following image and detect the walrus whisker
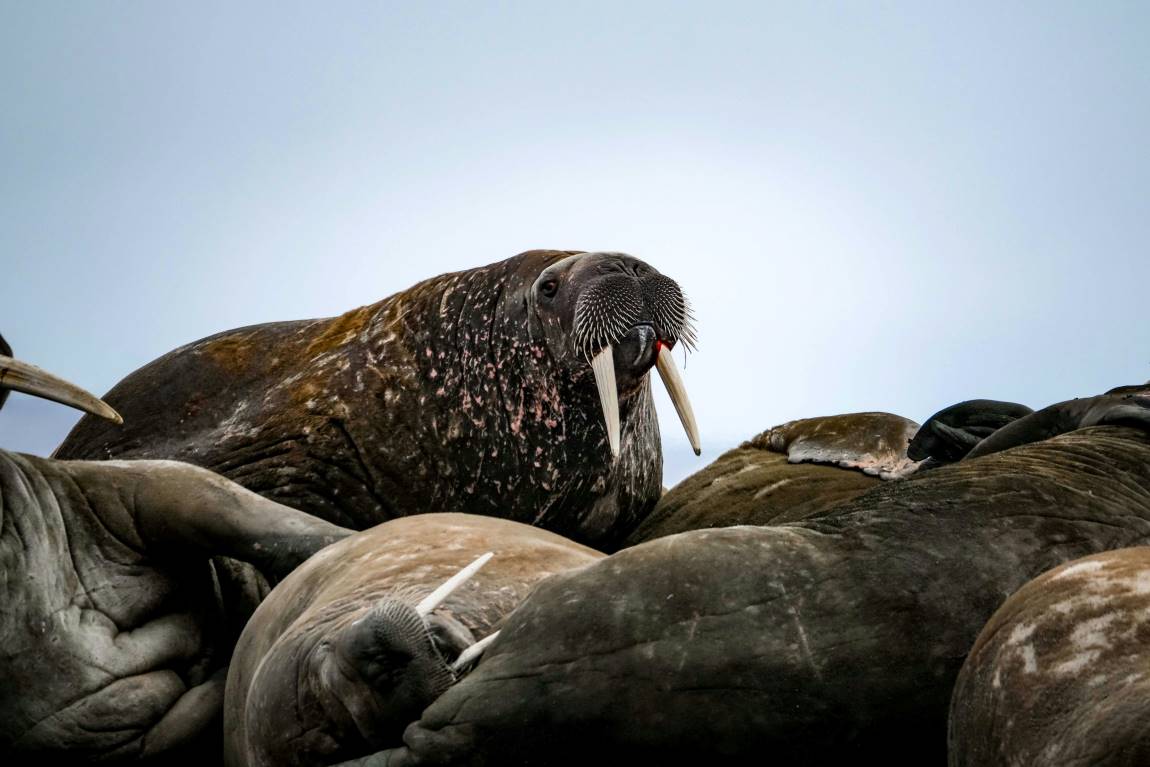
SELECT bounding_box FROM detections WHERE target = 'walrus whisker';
[415,552,494,617]
[452,630,501,672]
[590,345,621,460]
[0,353,123,424]
[655,344,701,456]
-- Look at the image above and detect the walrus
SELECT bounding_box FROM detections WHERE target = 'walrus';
[627,412,920,543]
[0,334,350,764]
[223,513,603,767]
[907,399,1034,465]
[362,423,1150,766]
[949,547,1150,767]
[56,250,700,550]
[965,384,1150,459]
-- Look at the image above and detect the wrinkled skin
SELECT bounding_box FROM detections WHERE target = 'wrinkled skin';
[628,412,918,543]
[365,426,1150,766]
[908,399,1034,465]
[0,453,348,764]
[949,547,1150,767]
[225,514,602,767]
[57,251,694,550]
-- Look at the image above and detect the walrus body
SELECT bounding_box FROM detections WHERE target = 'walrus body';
[949,547,1150,767]
[57,251,699,549]
[0,453,348,765]
[367,426,1150,766]
[0,333,350,765]
[223,513,602,767]
[628,412,918,543]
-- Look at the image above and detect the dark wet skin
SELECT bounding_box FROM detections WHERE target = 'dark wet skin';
[56,251,692,551]
[907,399,1034,464]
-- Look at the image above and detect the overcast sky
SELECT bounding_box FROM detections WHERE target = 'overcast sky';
[2,2,1148,485]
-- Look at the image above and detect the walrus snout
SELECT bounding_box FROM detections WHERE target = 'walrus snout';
[613,324,659,388]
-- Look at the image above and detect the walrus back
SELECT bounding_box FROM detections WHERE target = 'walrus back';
[56,316,339,462]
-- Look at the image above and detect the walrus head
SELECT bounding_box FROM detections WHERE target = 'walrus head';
[251,554,495,761]
[528,252,700,459]
[0,332,122,422]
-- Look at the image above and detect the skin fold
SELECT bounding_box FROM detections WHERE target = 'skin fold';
[0,454,349,765]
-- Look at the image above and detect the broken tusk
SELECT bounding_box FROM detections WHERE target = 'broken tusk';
[656,345,700,456]
[416,552,494,617]
[452,630,500,671]
[0,354,122,424]
[590,345,620,460]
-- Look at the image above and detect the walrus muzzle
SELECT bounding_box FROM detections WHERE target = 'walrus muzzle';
[573,271,701,460]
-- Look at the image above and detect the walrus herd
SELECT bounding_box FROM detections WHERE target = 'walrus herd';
[3,250,1150,766]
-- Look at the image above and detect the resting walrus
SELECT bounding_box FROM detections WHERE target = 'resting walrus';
[364,404,1150,765]
[223,514,603,767]
[628,412,921,543]
[56,250,699,550]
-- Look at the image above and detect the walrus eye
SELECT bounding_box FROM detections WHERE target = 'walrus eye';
[539,279,559,299]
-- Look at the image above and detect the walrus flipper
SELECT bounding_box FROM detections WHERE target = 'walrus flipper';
[766,411,921,480]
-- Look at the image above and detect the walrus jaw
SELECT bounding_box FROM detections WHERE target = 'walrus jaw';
[0,353,122,423]
[591,343,701,461]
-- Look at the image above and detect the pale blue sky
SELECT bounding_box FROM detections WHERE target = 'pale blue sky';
[2,2,1148,485]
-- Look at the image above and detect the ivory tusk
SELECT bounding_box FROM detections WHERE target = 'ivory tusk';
[590,345,620,460]
[0,355,122,424]
[416,552,494,617]
[452,630,500,672]
[655,345,700,456]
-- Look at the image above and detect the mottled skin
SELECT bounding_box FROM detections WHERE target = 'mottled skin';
[364,426,1150,766]
[908,399,1034,465]
[628,412,917,543]
[949,547,1150,767]
[57,250,684,550]
[224,514,602,767]
[0,453,348,764]
[966,386,1150,460]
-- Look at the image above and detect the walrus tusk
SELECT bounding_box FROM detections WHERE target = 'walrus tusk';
[0,354,123,424]
[656,345,701,456]
[452,630,500,671]
[416,552,494,617]
[590,345,621,460]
